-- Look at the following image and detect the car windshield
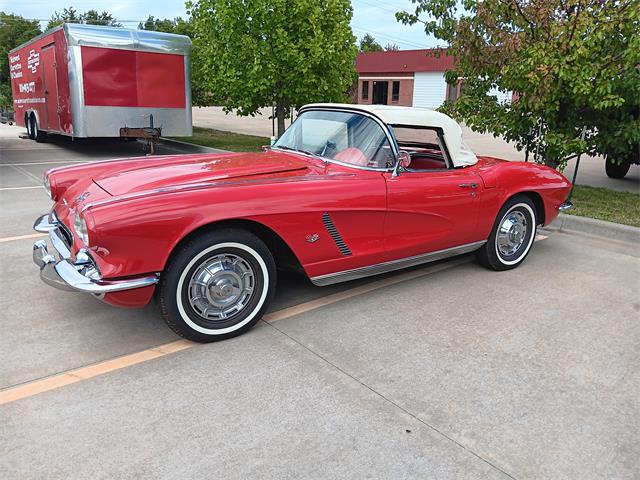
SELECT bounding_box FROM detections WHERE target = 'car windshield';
[274,110,395,169]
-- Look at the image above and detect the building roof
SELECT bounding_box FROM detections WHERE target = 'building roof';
[356,49,454,74]
[300,103,478,167]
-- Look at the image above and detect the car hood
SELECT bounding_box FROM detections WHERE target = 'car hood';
[93,151,310,196]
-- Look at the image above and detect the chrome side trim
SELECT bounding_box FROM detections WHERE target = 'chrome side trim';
[310,241,486,286]
[322,212,352,256]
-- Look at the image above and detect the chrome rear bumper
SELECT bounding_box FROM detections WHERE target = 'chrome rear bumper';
[32,213,159,294]
[558,200,573,212]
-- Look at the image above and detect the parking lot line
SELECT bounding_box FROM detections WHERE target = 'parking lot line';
[0,340,194,405]
[0,161,90,166]
[0,258,471,406]
[0,233,47,243]
[0,236,550,405]
[263,257,470,324]
[0,186,43,191]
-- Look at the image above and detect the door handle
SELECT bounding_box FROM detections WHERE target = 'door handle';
[459,183,478,189]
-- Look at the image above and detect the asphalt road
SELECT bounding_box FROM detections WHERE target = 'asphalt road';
[1,123,639,479]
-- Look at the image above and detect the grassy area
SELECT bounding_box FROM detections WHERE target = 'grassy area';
[565,185,640,227]
[172,127,269,152]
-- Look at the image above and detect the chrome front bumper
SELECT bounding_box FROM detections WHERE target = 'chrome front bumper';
[32,213,159,294]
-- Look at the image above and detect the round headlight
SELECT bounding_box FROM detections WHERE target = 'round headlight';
[74,211,90,245]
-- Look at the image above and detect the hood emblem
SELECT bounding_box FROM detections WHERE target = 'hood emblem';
[305,233,320,243]
[75,192,90,203]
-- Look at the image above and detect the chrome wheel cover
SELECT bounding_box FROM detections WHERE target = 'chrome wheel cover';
[496,210,528,257]
[187,253,255,321]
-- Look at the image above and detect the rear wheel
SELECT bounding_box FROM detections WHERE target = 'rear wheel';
[605,158,631,179]
[478,195,537,271]
[159,229,276,343]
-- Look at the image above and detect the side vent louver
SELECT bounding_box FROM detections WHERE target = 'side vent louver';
[322,212,352,256]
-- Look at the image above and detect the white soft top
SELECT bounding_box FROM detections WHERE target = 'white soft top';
[302,103,478,167]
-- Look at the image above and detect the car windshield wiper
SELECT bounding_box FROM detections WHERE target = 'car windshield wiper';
[274,145,322,158]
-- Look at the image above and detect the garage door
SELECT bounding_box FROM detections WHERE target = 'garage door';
[412,72,446,109]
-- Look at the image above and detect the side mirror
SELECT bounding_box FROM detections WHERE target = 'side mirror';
[397,150,411,169]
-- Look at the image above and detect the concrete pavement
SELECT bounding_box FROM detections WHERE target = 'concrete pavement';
[192,106,640,193]
[1,122,639,479]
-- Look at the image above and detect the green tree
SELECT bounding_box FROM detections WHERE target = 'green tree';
[398,0,640,169]
[359,33,383,52]
[189,0,357,137]
[385,43,400,51]
[0,12,42,106]
[47,8,122,30]
[139,15,181,33]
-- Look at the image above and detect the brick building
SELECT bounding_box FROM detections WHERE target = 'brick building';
[356,49,511,108]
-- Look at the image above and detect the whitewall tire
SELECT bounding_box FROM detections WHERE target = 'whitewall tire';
[160,229,276,342]
[478,196,537,271]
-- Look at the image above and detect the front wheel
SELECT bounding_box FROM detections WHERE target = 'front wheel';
[159,229,276,342]
[477,196,537,271]
[26,114,34,139]
[31,116,46,142]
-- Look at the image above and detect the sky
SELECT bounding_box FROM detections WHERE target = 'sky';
[1,0,443,50]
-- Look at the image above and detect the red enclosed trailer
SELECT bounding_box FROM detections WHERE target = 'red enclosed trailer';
[9,23,192,145]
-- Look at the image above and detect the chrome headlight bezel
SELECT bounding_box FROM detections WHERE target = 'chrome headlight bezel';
[74,210,90,245]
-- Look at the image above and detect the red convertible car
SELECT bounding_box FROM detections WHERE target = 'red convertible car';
[33,104,572,342]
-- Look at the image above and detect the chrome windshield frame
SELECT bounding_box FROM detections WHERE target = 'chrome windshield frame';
[290,106,400,173]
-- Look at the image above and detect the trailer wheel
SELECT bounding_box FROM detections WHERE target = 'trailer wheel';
[26,114,34,140]
[31,116,46,143]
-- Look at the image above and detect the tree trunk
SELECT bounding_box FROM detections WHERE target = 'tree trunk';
[276,100,287,138]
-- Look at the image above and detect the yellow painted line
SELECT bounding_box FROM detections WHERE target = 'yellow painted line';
[0,186,42,191]
[0,340,194,405]
[0,235,550,405]
[0,233,47,243]
[263,257,470,324]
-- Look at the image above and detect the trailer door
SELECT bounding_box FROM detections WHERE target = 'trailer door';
[41,45,60,132]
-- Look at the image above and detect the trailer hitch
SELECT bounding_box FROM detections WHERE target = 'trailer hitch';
[120,115,162,154]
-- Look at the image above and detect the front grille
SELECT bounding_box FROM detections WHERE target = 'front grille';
[322,212,352,256]
[58,221,74,249]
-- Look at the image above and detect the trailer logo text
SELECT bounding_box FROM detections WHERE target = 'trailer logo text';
[19,82,36,93]
[27,50,40,74]
[9,54,22,79]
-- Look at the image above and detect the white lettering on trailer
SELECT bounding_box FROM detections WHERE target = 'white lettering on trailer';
[14,98,46,104]
[27,50,40,74]
[9,54,23,79]
[18,82,36,93]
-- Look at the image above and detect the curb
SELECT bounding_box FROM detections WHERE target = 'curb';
[547,213,639,244]
[159,137,228,154]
